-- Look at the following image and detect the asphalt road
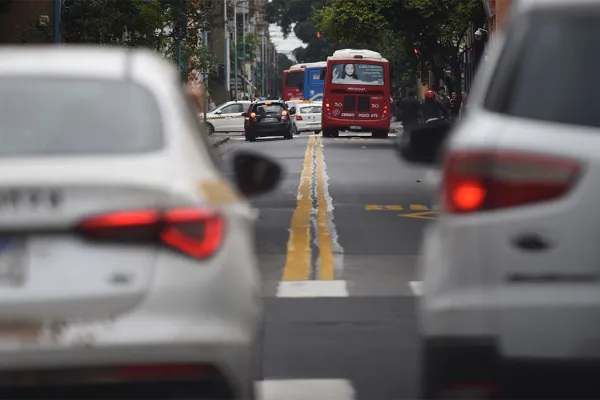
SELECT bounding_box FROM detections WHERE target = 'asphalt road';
[215,131,437,400]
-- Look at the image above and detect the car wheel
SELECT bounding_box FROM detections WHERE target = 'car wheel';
[292,125,299,135]
[314,130,321,135]
[284,128,293,140]
[248,133,257,142]
[205,123,214,135]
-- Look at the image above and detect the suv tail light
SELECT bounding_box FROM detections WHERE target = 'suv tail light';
[78,208,223,259]
[442,151,581,214]
[296,115,303,120]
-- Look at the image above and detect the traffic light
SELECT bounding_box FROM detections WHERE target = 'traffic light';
[317,32,322,39]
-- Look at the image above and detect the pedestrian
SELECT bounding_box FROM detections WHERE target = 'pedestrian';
[437,88,451,119]
[399,89,422,131]
[449,92,461,122]
[422,90,447,122]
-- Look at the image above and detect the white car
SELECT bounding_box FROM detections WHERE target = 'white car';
[204,100,252,135]
[399,0,600,398]
[291,102,322,135]
[0,46,281,399]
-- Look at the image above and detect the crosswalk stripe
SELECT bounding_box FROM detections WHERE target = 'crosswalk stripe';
[257,379,355,400]
[276,280,349,298]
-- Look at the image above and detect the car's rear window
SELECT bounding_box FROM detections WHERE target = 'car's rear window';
[253,104,285,114]
[486,11,600,128]
[300,106,321,114]
[0,78,162,156]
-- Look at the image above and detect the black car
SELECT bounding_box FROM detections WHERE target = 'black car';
[242,101,295,142]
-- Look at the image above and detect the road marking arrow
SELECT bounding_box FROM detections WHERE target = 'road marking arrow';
[398,211,440,220]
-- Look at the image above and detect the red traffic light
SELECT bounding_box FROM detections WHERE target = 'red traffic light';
[317,32,322,38]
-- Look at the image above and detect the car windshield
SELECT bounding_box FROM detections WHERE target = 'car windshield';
[330,63,384,85]
[0,78,162,156]
[300,106,321,114]
[494,11,600,128]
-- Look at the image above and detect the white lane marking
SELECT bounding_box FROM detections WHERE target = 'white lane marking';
[318,137,345,277]
[276,280,349,298]
[257,379,355,400]
[409,281,423,296]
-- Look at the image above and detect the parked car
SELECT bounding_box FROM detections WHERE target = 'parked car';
[0,45,281,400]
[398,0,600,398]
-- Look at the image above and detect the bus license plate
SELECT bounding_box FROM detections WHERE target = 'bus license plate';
[350,125,361,130]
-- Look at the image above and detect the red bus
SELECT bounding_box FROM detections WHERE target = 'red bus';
[282,64,305,101]
[322,49,391,138]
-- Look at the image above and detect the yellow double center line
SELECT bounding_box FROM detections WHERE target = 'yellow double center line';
[282,136,334,281]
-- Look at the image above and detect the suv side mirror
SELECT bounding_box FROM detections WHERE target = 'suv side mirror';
[233,152,282,197]
[289,107,296,115]
[395,120,452,165]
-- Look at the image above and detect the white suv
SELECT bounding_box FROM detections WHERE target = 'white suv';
[399,0,600,398]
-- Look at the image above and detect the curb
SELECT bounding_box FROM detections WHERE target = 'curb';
[211,136,230,147]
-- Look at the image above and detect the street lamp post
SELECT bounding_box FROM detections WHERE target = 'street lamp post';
[233,0,238,100]
[242,0,246,98]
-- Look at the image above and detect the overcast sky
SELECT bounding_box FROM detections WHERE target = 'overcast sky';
[269,24,306,61]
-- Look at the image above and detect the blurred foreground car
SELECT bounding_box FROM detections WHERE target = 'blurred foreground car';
[398,1,600,398]
[0,46,281,400]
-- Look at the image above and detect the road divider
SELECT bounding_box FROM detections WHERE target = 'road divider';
[281,135,344,291]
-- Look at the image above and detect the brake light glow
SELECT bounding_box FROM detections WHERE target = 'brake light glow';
[296,115,303,120]
[281,110,288,116]
[442,151,581,214]
[250,112,256,119]
[78,207,223,259]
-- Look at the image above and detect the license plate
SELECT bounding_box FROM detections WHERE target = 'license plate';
[0,239,25,286]
[350,125,361,130]
[263,118,276,123]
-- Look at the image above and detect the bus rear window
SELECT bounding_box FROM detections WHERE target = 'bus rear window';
[331,63,384,86]
[285,71,304,89]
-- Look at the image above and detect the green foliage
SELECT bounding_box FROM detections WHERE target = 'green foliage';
[235,32,261,63]
[266,0,336,63]
[312,0,485,89]
[21,0,219,82]
[313,0,392,48]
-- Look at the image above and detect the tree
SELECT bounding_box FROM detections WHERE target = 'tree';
[235,32,261,63]
[266,0,338,63]
[314,0,486,93]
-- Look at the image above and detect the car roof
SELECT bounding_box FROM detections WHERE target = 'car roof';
[515,0,600,12]
[0,45,170,79]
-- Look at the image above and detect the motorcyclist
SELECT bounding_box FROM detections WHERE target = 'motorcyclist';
[421,90,448,122]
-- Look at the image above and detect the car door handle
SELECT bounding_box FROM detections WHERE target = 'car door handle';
[512,234,553,252]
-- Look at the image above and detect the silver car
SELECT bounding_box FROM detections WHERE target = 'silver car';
[0,46,281,399]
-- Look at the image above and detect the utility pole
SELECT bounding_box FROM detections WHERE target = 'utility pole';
[233,0,238,100]
[53,0,61,44]
[242,0,246,98]
[261,33,265,97]
[224,0,230,101]
[203,29,208,123]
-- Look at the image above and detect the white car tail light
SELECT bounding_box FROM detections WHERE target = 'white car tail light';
[296,115,303,120]
[78,208,223,259]
[442,151,581,214]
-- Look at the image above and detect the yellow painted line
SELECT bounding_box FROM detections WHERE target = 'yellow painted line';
[409,204,429,210]
[316,136,334,280]
[385,205,404,211]
[198,180,241,205]
[282,136,315,281]
[399,211,440,220]
[365,205,383,210]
